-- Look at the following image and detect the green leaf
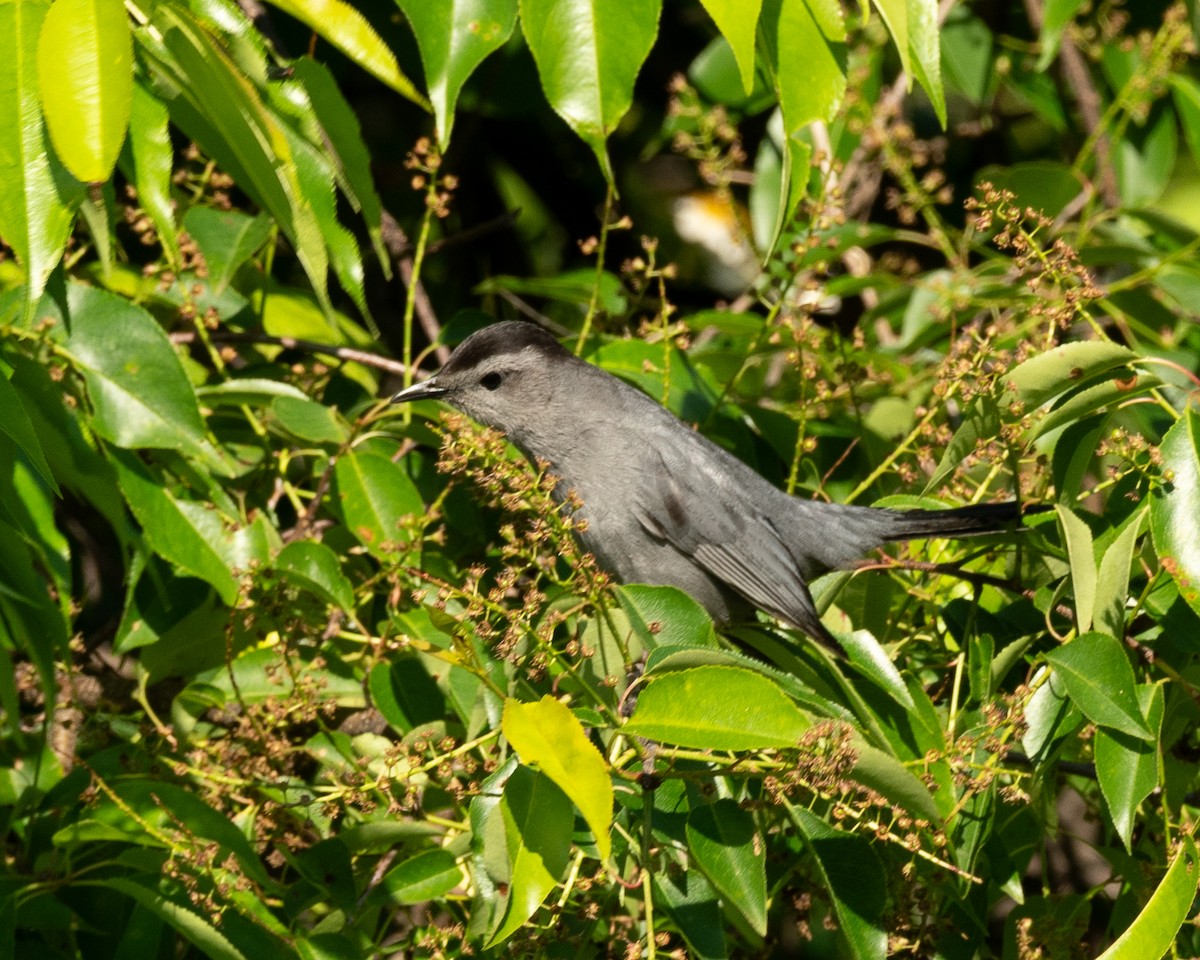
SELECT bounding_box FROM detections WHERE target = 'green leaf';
[396,0,518,148]
[0,370,57,493]
[290,57,388,270]
[615,583,719,649]
[63,283,212,456]
[1151,407,1200,619]
[842,629,917,712]
[1032,370,1162,440]
[760,0,846,135]
[111,451,240,605]
[126,82,181,266]
[1095,685,1161,852]
[334,450,424,558]
[0,0,80,302]
[272,395,349,444]
[488,765,573,946]
[1094,506,1146,640]
[624,665,809,750]
[653,868,727,960]
[265,0,428,107]
[502,696,612,861]
[871,0,910,77]
[519,0,662,182]
[1056,504,1096,633]
[903,0,946,127]
[143,7,333,314]
[382,849,462,905]
[36,0,132,182]
[791,806,887,960]
[275,540,355,612]
[182,206,272,295]
[850,741,941,823]
[696,0,762,95]
[1095,838,1198,960]
[686,799,767,936]
[1043,633,1152,741]
[104,878,250,960]
[196,378,308,406]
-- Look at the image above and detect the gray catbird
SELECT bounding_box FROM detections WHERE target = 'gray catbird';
[392,321,1022,647]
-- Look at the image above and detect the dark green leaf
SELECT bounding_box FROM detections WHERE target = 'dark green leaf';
[686,799,766,936]
[1151,407,1200,619]
[1044,632,1152,741]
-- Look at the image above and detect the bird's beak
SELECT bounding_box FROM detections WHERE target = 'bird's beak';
[390,377,448,404]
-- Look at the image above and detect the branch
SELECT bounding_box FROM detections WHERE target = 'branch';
[170,329,411,377]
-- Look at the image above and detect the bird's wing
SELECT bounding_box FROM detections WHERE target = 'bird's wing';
[632,443,837,645]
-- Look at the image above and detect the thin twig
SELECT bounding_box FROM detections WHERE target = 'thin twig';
[170,329,411,377]
[380,211,450,365]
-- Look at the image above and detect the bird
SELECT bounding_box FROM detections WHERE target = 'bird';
[391,321,1023,648]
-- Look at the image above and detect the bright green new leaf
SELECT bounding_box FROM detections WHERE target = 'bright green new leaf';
[37,0,132,183]
[872,0,910,76]
[1095,838,1198,960]
[1150,407,1200,618]
[792,806,887,960]
[396,0,518,148]
[1044,632,1153,741]
[334,450,425,558]
[519,0,662,182]
[265,0,428,108]
[502,696,612,861]
[0,0,79,302]
[686,800,767,936]
[696,0,762,95]
[624,665,809,750]
[488,765,573,946]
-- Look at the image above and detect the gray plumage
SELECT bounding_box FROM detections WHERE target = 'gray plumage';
[391,321,1021,647]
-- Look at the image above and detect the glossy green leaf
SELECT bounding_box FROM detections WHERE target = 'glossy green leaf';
[63,284,210,454]
[1094,506,1146,639]
[272,396,349,444]
[850,741,940,823]
[653,868,726,960]
[0,371,57,493]
[904,0,945,126]
[488,765,572,946]
[104,878,251,960]
[1095,685,1161,852]
[265,0,428,107]
[503,696,612,861]
[143,7,332,314]
[791,806,887,960]
[126,82,180,266]
[396,0,518,148]
[1032,370,1162,440]
[0,0,79,302]
[291,57,387,270]
[842,629,917,712]
[1150,407,1200,619]
[334,450,425,558]
[615,583,719,649]
[519,0,661,182]
[624,665,809,750]
[696,0,762,95]
[182,207,272,295]
[36,0,132,182]
[1095,838,1198,960]
[276,540,355,612]
[111,452,240,605]
[1056,504,1096,633]
[1044,633,1152,741]
[196,378,308,406]
[383,849,462,905]
[760,0,846,135]
[686,799,766,936]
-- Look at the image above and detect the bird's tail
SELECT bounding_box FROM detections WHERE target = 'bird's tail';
[879,500,1026,542]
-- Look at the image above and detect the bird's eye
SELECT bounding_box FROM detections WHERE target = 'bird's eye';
[480,372,503,390]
